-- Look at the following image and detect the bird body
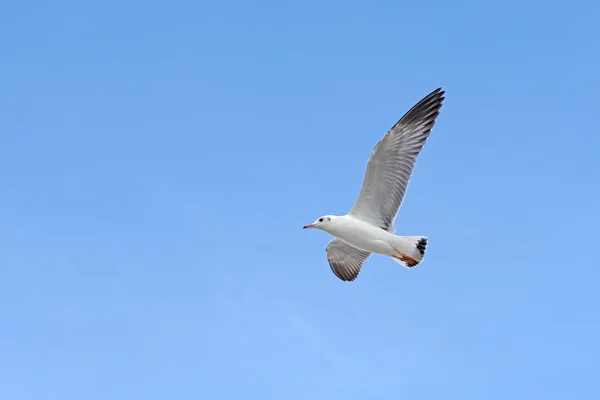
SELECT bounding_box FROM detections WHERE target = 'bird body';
[318,215,425,264]
[304,88,444,281]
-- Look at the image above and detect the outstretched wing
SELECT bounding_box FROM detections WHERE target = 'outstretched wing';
[326,239,371,281]
[348,88,445,231]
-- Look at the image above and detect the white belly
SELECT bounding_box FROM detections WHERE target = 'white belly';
[327,215,395,255]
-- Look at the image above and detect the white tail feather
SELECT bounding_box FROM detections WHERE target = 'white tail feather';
[389,236,427,268]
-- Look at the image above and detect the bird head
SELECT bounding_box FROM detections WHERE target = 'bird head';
[303,215,333,230]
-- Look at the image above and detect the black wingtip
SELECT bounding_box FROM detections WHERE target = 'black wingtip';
[426,87,446,104]
[427,87,446,102]
[390,87,446,131]
[431,87,445,95]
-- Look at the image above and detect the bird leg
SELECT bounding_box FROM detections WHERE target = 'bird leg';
[392,247,419,268]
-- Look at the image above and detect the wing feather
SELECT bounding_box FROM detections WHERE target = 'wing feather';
[326,239,371,282]
[348,88,445,230]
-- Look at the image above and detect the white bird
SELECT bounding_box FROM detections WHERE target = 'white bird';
[303,88,445,281]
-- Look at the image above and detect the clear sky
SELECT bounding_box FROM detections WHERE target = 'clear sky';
[1,0,599,399]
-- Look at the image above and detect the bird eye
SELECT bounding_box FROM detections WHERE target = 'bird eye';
[319,218,324,222]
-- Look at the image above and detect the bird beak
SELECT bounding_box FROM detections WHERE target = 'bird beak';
[303,224,316,229]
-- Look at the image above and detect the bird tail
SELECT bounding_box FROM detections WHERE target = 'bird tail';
[389,236,428,268]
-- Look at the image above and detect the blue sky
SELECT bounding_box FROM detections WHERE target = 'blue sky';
[1,0,599,398]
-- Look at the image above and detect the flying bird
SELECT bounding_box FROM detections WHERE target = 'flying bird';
[303,88,445,281]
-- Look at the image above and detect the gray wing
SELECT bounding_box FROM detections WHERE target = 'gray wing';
[326,239,371,282]
[348,88,445,231]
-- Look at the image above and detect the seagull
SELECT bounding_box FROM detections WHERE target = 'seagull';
[303,88,445,281]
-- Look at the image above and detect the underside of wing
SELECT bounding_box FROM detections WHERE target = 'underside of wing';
[349,88,445,230]
[326,239,371,282]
